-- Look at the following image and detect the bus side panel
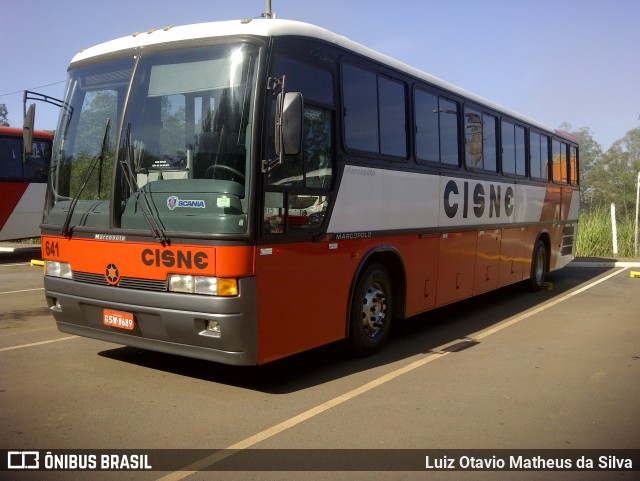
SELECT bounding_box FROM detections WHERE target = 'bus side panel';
[436,231,476,307]
[254,241,359,364]
[498,227,526,286]
[400,235,439,317]
[548,223,564,271]
[474,229,501,295]
[538,185,562,271]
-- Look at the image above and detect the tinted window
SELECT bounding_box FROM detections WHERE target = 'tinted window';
[501,121,515,174]
[530,132,550,180]
[0,137,23,179]
[272,55,333,106]
[378,77,407,157]
[501,121,525,176]
[560,142,568,183]
[343,63,407,158]
[552,140,568,183]
[530,132,541,178]
[343,63,378,152]
[515,125,526,176]
[570,146,578,185]
[415,90,439,163]
[415,90,459,165]
[541,136,550,179]
[465,108,482,168]
[439,98,459,165]
[465,109,496,171]
[483,114,497,172]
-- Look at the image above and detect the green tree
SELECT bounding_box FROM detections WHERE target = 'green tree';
[570,127,603,211]
[579,126,640,216]
[0,103,9,126]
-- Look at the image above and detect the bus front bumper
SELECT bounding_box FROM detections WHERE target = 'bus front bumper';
[44,276,259,366]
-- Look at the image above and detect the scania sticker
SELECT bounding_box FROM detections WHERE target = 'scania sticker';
[167,196,206,210]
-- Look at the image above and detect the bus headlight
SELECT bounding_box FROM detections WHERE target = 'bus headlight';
[168,275,238,297]
[45,261,73,279]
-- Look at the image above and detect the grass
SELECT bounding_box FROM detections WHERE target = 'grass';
[577,207,638,258]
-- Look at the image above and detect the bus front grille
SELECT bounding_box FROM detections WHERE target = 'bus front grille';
[72,271,168,292]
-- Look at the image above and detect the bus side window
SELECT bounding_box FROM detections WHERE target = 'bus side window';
[552,140,569,183]
[483,114,498,172]
[570,146,578,185]
[501,120,525,176]
[0,137,23,179]
[415,90,459,166]
[465,108,482,168]
[439,98,459,166]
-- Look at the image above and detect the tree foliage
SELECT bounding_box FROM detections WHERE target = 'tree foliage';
[570,123,640,217]
[0,103,9,127]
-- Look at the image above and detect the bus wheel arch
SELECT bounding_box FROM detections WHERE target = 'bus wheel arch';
[346,248,406,356]
[529,233,550,292]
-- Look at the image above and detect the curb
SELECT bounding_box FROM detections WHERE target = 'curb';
[570,259,640,268]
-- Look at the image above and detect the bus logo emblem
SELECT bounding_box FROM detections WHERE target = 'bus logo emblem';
[167,195,206,210]
[105,263,120,285]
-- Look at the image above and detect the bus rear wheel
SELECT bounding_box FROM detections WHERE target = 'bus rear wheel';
[348,263,393,356]
[529,239,548,292]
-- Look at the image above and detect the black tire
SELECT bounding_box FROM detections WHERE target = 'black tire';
[529,239,548,292]
[348,263,393,356]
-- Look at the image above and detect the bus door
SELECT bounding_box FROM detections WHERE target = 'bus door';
[256,50,345,363]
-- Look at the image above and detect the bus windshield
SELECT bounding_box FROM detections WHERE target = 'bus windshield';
[46,42,259,236]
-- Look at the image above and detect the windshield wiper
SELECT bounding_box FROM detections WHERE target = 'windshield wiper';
[120,123,169,245]
[61,118,111,237]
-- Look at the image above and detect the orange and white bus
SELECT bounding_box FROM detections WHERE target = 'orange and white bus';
[0,126,52,241]
[39,18,578,365]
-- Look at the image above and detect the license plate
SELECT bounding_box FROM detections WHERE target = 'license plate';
[103,309,135,330]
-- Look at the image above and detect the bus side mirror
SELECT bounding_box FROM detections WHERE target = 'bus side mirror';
[23,103,36,160]
[275,92,303,157]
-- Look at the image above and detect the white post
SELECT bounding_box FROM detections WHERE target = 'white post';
[611,203,618,256]
[635,171,640,257]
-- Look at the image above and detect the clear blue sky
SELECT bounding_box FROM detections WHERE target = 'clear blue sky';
[1,0,638,150]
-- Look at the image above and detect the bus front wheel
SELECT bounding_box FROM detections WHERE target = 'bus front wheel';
[348,263,393,356]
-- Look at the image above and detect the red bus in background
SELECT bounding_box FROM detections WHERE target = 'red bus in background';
[0,126,52,241]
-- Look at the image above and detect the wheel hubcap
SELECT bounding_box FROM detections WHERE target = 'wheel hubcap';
[361,283,387,338]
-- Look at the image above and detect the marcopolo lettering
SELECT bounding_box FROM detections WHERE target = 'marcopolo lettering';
[444,179,514,219]
[141,248,209,269]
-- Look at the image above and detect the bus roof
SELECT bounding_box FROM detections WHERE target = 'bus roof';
[0,126,54,139]
[70,18,572,142]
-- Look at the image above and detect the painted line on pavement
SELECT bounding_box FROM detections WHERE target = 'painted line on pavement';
[0,287,44,295]
[156,267,629,480]
[0,336,77,353]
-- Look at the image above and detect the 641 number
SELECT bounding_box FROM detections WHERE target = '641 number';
[45,240,60,257]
